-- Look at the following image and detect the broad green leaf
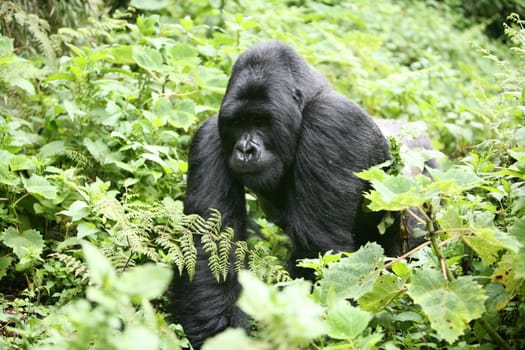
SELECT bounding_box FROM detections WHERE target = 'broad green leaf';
[485,282,511,312]
[358,274,405,312]
[8,155,35,171]
[203,328,268,350]
[238,271,325,345]
[237,270,276,320]
[142,109,165,127]
[0,35,14,55]
[112,325,159,350]
[105,45,134,64]
[436,206,463,231]
[169,99,197,130]
[59,200,90,221]
[166,43,200,67]
[132,46,164,72]
[357,168,433,211]
[463,212,521,265]
[1,227,44,260]
[130,0,170,10]
[489,253,522,310]
[38,140,67,158]
[407,268,487,343]
[510,217,525,279]
[326,300,372,340]
[318,243,384,302]
[76,222,99,239]
[83,137,110,164]
[427,167,483,195]
[81,241,116,287]
[23,174,58,200]
[194,66,228,93]
[10,78,35,95]
[117,264,173,301]
[0,256,12,280]
[63,100,85,121]
[391,260,410,277]
[141,153,173,174]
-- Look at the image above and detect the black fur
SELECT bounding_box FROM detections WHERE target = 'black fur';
[170,41,412,349]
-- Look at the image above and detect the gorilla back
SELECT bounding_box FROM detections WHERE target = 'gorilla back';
[171,41,397,349]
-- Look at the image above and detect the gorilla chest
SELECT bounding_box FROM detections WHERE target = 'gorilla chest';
[257,192,289,228]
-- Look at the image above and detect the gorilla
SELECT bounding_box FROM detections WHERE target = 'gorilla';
[170,41,431,349]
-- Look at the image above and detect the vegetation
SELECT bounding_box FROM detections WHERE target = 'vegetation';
[0,0,524,349]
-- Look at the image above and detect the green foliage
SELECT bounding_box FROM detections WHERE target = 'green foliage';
[32,242,183,350]
[0,1,524,349]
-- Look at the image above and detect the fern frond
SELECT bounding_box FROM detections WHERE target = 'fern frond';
[49,252,88,281]
[99,243,132,270]
[234,241,248,272]
[155,231,185,274]
[218,228,233,281]
[180,232,197,281]
[202,231,220,281]
[248,245,291,283]
[65,149,92,169]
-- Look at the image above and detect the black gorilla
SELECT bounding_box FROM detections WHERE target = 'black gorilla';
[170,41,419,348]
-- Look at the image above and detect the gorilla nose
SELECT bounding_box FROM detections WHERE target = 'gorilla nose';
[235,140,259,162]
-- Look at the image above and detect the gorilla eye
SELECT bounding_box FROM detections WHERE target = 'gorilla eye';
[252,118,268,127]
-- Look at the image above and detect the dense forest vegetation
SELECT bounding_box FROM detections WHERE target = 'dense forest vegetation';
[0,0,524,349]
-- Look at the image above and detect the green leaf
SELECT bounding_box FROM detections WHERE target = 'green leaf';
[130,0,170,10]
[76,222,99,239]
[391,260,410,277]
[427,167,483,195]
[358,274,405,312]
[194,66,228,93]
[83,137,110,164]
[38,140,67,158]
[8,155,35,171]
[326,300,372,340]
[463,212,521,265]
[168,99,197,130]
[81,241,116,287]
[132,46,164,72]
[23,174,58,201]
[0,256,13,280]
[166,43,200,66]
[59,200,90,221]
[203,329,268,350]
[357,168,434,211]
[112,325,159,350]
[105,45,135,64]
[238,271,326,345]
[510,217,525,279]
[407,268,487,343]
[63,100,85,121]
[0,35,14,55]
[1,227,44,261]
[318,243,384,302]
[117,264,173,301]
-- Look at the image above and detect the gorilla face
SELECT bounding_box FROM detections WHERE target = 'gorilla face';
[218,68,303,193]
[219,103,288,192]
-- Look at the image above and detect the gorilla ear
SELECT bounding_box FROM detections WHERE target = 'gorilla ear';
[293,89,304,109]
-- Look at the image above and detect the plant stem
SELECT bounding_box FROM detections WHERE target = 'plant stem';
[478,318,512,350]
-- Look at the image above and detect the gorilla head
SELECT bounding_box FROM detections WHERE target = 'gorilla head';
[216,42,327,192]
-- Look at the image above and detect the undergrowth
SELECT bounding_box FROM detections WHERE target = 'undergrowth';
[0,1,524,349]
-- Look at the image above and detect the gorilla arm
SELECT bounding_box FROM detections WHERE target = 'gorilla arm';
[285,92,392,271]
[169,116,248,349]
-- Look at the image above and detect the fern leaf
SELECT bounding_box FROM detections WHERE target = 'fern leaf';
[180,232,197,281]
[234,241,248,272]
